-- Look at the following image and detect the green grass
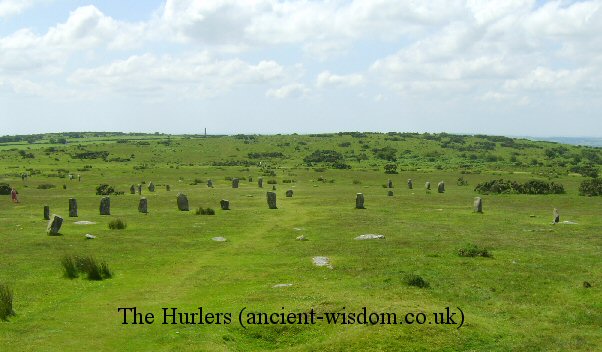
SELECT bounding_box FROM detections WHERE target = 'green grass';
[0,132,600,351]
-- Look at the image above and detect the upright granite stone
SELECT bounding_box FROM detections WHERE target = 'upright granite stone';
[148,182,155,192]
[130,185,136,194]
[425,181,431,190]
[69,198,78,217]
[553,208,560,224]
[286,190,293,197]
[437,181,445,193]
[474,197,483,213]
[166,185,170,191]
[177,193,189,211]
[272,185,276,191]
[267,192,277,209]
[47,215,63,235]
[232,178,239,188]
[248,176,253,182]
[138,197,148,213]
[99,197,110,215]
[207,179,213,188]
[220,199,230,210]
[387,179,393,188]
[355,193,365,209]
[387,190,394,197]
[407,179,413,189]
[137,184,142,195]
[43,205,50,220]
[258,177,263,188]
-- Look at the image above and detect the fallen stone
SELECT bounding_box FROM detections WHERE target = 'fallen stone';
[85,234,96,239]
[355,234,385,240]
[272,284,293,288]
[74,221,96,225]
[212,236,227,242]
[296,235,307,241]
[312,256,333,269]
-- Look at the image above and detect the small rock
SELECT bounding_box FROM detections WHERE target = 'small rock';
[212,237,227,242]
[296,235,307,241]
[74,221,96,225]
[355,234,385,240]
[312,256,332,269]
[85,234,96,239]
[272,283,293,288]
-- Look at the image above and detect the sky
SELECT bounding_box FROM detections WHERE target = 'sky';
[0,0,601,137]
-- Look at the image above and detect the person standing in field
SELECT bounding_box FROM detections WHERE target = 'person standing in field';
[11,188,19,203]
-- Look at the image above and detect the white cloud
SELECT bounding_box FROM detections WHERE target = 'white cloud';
[0,0,34,18]
[316,71,363,88]
[266,83,309,99]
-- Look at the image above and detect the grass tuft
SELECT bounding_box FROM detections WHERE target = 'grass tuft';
[108,218,127,230]
[0,284,16,321]
[458,244,492,258]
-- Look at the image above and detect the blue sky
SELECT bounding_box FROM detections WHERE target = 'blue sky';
[1,0,601,136]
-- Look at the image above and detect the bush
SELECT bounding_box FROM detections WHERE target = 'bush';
[63,255,112,281]
[456,176,468,186]
[474,179,564,195]
[96,184,116,195]
[404,274,430,288]
[579,178,602,196]
[195,207,215,215]
[108,219,127,230]
[0,183,11,195]
[384,164,398,174]
[570,164,599,178]
[37,183,56,189]
[267,179,277,184]
[303,150,344,164]
[458,244,492,258]
[0,284,15,321]
[61,255,79,278]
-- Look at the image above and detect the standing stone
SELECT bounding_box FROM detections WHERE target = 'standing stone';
[355,193,365,209]
[177,193,189,211]
[387,190,394,197]
[137,184,142,195]
[99,197,110,215]
[286,190,293,197]
[553,208,560,224]
[232,178,239,188]
[248,176,253,182]
[43,205,50,220]
[474,197,483,213]
[166,185,170,191]
[387,179,393,188]
[437,181,445,193]
[207,179,213,188]
[130,185,136,194]
[407,179,413,189]
[258,177,263,188]
[69,198,78,217]
[425,181,431,190]
[47,215,63,235]
[78,174,81,182]
[148,182,155,192]
[220,199,230,210]
[272,185,276,191]
[267,192,277,209]
[138,197,148,213]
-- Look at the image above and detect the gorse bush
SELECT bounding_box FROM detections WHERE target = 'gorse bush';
[474,179,564,195]
[96,184,116,195]
[404,274,430,288]
[108,219,127,230]
[37,183,56,189]
[0,183,11,195]
[195,207,215,215]
[0,284,16,321]
[579,178,602,196]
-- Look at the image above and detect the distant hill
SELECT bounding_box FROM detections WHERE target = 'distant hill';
[524,136,602,147]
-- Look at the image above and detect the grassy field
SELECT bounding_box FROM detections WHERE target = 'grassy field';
[0,132,600,351]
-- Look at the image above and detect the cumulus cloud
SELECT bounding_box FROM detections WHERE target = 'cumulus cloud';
[0,0,35,18]
[316,71,363,88]
[266,83,309,99]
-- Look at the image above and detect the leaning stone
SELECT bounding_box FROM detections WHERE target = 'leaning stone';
[69,198,78,217]
[85,234,96,239]
[425,181,431,190]
[148,182,155,192]
[407,179,413,189]
[387,179,393,188]
[220,199,230,210]
[130,185,136,194]
[258,177,263,188]
[177,193,189,211]
[99,197,110,215]
[43,205,50,220]
[267,191,277,209]
[232,178,239,188]
[387,190,394,197]
[355,193,365,209]
[437,181,445,193]
[207,179,213,188]
[474,197,483,213]
[47,215,63,235]
[138,197,148,213]
[553,208,559,224]
[355,234,385,240]
[286,190,293,197]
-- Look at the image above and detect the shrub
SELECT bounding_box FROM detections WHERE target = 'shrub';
[108,219,127,230]
[195,207,216,215]
[0,284,16,321]
[384,164,398,174]
[474,179,564,195]
[303,150,344,164]
[0,183,11,195]
[458,244,492,258]
[579,178,602,196]
[456,176,468,186]
[69,255,112,281]
[352,180,361,185]
[267,179,277,184]
[404,274,430,288]
[61,255,79,278]
[570,164,599,178]
[37,183,56,189]
[96,184,116,195]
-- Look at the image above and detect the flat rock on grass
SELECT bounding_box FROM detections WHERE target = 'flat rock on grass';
[272,284,293,288]
[312,256,333,269]
[561,221,578,225]
[85,234,96,239]
[296,235,307,241]
[212,237,227,242]
[74,221,96,225]
[355,234,385,240]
